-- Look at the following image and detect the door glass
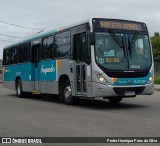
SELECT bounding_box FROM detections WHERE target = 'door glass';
[32,45,40,66]
[82,64,86,92]
[74,32,87,62]
[74,32,87,93]
[74,34,81,62]
[76,65,81,92]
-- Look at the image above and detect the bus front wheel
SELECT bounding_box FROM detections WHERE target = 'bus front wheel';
[108,97,122,104]
[16,79,24,98]
[61,81,74,105]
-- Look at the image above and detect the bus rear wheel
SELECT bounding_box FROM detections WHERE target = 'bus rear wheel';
[61,81,74,105]
[16,79,24,98]
[108,97,122,104]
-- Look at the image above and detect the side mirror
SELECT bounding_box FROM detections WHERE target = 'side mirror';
[89,32,95,45]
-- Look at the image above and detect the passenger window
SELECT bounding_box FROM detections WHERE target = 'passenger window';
[54,31,70,58]
[3,49,10,65]
[42,36,54,60]
[10,47,18,64]
[19,43,29,63]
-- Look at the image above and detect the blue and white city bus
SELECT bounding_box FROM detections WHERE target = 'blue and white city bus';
[2,18,154,104]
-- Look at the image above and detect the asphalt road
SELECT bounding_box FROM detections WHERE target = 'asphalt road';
[0,84,160,145]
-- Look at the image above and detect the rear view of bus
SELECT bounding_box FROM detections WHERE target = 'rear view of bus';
[92,18,154,103]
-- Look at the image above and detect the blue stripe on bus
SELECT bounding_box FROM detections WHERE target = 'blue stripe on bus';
[4,60,57,82]
[4,63,32,81]
[113,73,151,86]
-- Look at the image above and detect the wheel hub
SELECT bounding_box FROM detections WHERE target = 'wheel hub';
[64,86,71,101]
[17,84,21,95]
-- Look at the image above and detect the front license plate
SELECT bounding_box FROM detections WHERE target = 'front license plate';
[125,91,135,96]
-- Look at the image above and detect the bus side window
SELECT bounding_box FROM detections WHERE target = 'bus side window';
[10,47,18,64]
[74,32,90,64]
[54,31,70,58]
[19,43,30,63]
[42,36,54,60]
[42,38,48,60]
[3,49,10,65]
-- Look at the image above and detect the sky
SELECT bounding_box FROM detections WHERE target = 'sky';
[0,0,160,59]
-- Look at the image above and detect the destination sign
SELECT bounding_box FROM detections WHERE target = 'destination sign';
[100,21,142,30]
[92,19,147,31]
[106,57,120,63]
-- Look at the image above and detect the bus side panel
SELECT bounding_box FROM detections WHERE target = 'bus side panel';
[53,58,92,97]
[3,65,15,90]
[3,63,32,92]
[38,60,58,94]
[56,59,75,95]
[22,63,32,92]
[3,65,11,81]
[39,60,57,81]
[38,59,75,95]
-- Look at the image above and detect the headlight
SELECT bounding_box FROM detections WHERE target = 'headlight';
[99,76,105,82]
[95,72,107,84]
[147,74,154,84]
[149,76,153,82]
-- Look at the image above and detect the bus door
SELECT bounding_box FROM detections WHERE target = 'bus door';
[31,40,41,92]
[74,32,91,96]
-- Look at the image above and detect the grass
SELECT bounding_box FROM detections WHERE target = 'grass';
[154,74,160,84]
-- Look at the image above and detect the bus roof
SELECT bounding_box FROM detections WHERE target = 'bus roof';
[4,19,91,49]
[3,18,147,49]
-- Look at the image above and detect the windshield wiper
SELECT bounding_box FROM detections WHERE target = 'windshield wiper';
[127,32,138,59]
[109,30,126,58]
[130,32,138,48]
[127,36,132,58]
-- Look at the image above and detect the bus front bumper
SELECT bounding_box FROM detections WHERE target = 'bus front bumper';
[91,82,154,98]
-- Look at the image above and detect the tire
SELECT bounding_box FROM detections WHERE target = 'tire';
[108,97,122,104]
[61,81,74,105]
[16,79,24,98]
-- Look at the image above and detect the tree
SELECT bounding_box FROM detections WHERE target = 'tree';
[151,34,160,63]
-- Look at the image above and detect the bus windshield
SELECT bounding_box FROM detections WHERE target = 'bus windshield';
[95,31,152,71]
